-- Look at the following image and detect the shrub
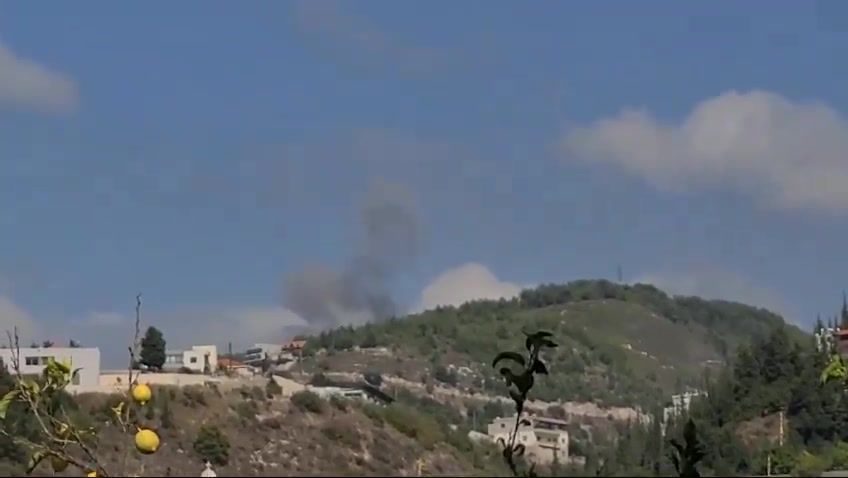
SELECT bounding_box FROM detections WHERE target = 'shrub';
[329,395,348,411]
[383,404,443,450]
[193,424,230,466]
[291,390,325,414]
[361,402,385,426]
[235,400,259,421]
[180,385,208,407]
[794,452,827,477]
[321,421,361,449]
[266,377,283,397]
[249,385,265,401]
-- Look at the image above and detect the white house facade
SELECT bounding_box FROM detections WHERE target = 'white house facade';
[0,347,101,388]
[163,345,218,374]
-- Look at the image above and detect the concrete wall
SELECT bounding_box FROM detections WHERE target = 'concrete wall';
[100,371,215,389]
[0,347,100,387]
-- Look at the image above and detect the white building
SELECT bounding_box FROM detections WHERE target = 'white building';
[816,326,839,353]
[243,343,288,367]
[163,345,217,374]
[487,414,570,465]
[307,385,368,401]
[662,390,706,434]
[0,347,101,388]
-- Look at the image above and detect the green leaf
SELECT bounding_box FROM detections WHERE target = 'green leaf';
[499,367,516,386]
[54,359,71,374]
[531,359,549,375]
[0,390,18,419]
[513,443,526,457]
[540,338,558,349]
[524,330,557,351]
[513,372,535,395]
[26,450,46,474]
[822,355,847,384]
[492,351,526,368]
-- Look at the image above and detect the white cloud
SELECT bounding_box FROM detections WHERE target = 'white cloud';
[0,295,43,344]
[414,263,522,312]
[0,263,524,365]
[561,90,848,213]
[633,265,793,320]
[0,36,79,114]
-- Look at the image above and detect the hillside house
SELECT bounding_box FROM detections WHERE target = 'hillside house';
[662,390,706,434]
[163,345,217,374]
[283,339,306,355]
[833,330,848,357]
[0,346,101,389]
[486,414,569,465]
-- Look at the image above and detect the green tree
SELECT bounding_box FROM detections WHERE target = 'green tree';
[140,326,166,370]
[193,425,230,466]
[841,292,848,328]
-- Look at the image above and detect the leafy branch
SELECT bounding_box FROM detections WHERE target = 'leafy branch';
[667,418,704,478]
[491,329,558,478]
[0,294,160,476]
[820,353,847,386]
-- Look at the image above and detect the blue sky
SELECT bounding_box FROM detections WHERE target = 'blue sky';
[1,1,848,366]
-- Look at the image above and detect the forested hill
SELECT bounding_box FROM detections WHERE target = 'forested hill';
[304,280,807,409]
[605,323,848,477]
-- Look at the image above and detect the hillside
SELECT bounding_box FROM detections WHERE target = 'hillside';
[0,381,510,477]
[302,280,806,409]
[605,322,848,476]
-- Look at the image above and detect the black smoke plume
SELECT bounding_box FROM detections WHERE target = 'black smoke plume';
[283,179,420,329]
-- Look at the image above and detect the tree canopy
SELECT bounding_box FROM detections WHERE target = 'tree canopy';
[140,326,167,370]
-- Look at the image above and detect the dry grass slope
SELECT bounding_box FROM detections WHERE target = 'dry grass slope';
[31,384,505,477]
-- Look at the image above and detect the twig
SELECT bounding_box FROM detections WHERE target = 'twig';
[0,293,147,477]
[119,293,144,476]
[3,327,111,476]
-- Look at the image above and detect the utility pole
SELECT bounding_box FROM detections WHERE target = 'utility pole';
[778,410,785,447]
[767,454,772,477]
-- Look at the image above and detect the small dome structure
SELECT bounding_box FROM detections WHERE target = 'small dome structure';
[201,462,217,477]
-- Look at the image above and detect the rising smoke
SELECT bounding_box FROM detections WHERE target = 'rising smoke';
[283,179,420,329]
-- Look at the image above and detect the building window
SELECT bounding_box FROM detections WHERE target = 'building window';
[190,357,197,364]
[25,357,38,366]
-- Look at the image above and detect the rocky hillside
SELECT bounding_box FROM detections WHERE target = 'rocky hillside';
[302,280,806,410]
[7,382,509,477]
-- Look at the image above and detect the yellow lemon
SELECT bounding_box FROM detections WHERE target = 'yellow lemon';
[131,383,152,405]
[135,428,160,455]
[87,471,97,477]
[50,455,68,472]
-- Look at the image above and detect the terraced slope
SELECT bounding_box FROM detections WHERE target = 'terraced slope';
[302,280,806,409]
